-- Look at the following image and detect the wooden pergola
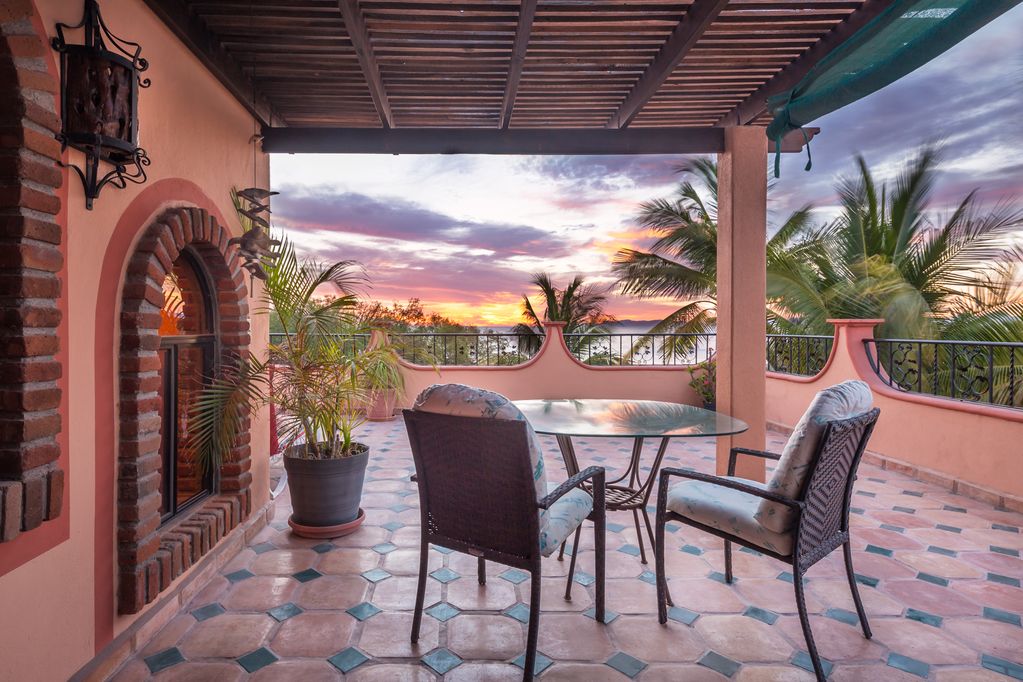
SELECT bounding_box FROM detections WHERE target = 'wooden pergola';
[144,0,897,476]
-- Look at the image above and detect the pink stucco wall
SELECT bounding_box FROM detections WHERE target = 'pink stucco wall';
[765,319,1023,503]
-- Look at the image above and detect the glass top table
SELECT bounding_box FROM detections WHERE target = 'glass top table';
[513,399,748,564]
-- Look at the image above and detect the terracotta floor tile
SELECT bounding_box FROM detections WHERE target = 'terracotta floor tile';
[383,548,441,575]
[775,615,883,661]
[943,618,1023,663]
[806,579,904,616]
[642,664,729,681]
[317,548,382,574]
[346,663,435,681]
[153,661,244,682]
[896,551,986,579]
[109,660,151,682]
[249,660,341,681]
[829,664,922,682]
[357,612,439,658]
[139,615,194,656]
[884,579,982,617]
[178,613,275,658]
[951,579,1023,612]
[269,611,356,657]
[368,575,440,611]
[446,577,519,611]
[542,663,631,681]
[603,577,660,615]
[934,669,1016,681]
[251,548,319,575]
[220,575,298,611]
[537,613,615,661]
[961,549,1023,575]
[869,618,979,664]
[734,665,816,681]
[294,574,370,610]
[608,615,705,662]
[447,614,525,660]
[185,575,230,609]
[525,578,591,612]
[444,662,523,681]
[694,614,794,662]
[732,578,821,616]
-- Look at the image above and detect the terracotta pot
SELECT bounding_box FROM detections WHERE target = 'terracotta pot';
[283,443,369,536]
[366,388,399,421]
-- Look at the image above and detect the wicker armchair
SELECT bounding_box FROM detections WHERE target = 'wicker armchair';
[403,408,606,681]
[654,381,880,682]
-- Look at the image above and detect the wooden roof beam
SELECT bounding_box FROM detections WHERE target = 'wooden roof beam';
[338,0,394,128]
[499,0,538,129]
[143,0,280,126]
[606,0,730,129]
[717,0,896,126]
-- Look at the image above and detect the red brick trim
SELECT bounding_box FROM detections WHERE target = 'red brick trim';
[0,1,65,543]
[117,207,251,614]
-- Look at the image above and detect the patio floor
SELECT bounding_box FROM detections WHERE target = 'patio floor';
[111,420,1023,681]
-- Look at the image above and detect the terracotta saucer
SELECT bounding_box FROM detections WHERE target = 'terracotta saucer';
[288,508,366,539]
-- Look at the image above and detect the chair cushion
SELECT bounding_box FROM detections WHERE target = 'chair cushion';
[412,383,550,529]
[666,479,793,556]
[539,482,593,557]
[755,380,873,534]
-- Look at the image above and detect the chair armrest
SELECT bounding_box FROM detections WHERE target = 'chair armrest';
[728,446,781,476]
[539,466,605,510]
[657,467,801,511]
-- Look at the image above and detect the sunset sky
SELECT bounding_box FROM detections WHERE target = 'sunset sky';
[271,6,1023,327]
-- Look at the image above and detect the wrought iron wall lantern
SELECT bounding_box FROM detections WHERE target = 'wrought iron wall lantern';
[52,0,151,210]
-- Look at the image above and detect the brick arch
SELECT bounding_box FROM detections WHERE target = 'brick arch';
[117,206,252,614]
[0,2,65,542]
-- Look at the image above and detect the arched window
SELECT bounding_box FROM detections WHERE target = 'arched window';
[158,248,216,521]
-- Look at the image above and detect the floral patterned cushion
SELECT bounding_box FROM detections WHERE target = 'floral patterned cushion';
[539,483,593,558]
[755,380,873,534]
[666,478,793,556]
[412,383,551,530]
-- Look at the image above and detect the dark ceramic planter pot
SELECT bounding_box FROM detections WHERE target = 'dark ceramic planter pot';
[365,389,399,421]
[283,443,369,537]
[702,400,716,412]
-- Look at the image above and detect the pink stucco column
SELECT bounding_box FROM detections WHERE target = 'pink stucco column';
[715,127,768,480]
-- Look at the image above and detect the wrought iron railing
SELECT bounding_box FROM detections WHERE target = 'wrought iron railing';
[390,332,539,366]
[563,333,716,366]
[865,338,1023,409]
[766,334,834,376]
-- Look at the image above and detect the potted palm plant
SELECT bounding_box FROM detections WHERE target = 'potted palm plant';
[189,227,400,537]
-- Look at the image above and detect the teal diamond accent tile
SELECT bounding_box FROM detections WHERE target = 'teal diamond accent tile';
[606,522,627,533]
[936,524,962,534]
[880,524,905,533]
[777,571,794,583]
[665,523,680,534]
[906,608,943,628]
[372,542,397,555]
[902,490,924,497]
[503,603,531,624]
[892,506,916,514]
[574,570,596,586]
[311,542,334,554]
[943,504,967,513]
[982,654,1023,680]
[639,570,656,585]
[251,542,276,554]
[865,544,893,557]
[855,573,879,588]
[699,651,741,678]
[390,504,414,513]
[292,568,322,583]
[856,490,876,498]
[824,608,859,626]
[268,602,303,622]
[708,571,731,584]
[237,647,277,673]
[887,652,930,678]
[917,572,949,587]
[225,569,254,583]
[584,607,619,624]
[191,603,225,621]
[991,546,1020,557]
[346,602,382,621]
[850,507,865,515]
[988,572,1021,588]
[381,521,403,532]
[993,524,1020,533]
[430,567,460,584]
[500,569,529,584]
[329,648,369,674]
[744,606,778,625]
[434,546,454,554]
[361,568,392,583]
[792,651,833,677]
[422,648,463,675]
[983,606,1021,627]
[618,544,641,557]
[667,605,699,626]
[681,544,704,556]
[512,651,554,676]
[739,547,762,556]
[927,546,957,557]
[606,652,647,678]
[144,648,184,674]
[426,602,461,622]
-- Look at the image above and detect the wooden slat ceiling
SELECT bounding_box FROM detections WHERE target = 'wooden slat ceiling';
[170,0,886,129]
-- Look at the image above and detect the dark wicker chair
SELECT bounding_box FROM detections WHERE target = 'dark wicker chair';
[655,407,880,682]
[403,409,606,681]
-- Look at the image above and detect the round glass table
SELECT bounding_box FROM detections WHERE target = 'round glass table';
[513,399,748,563]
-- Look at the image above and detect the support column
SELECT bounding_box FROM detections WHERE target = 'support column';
[715,127,768,480]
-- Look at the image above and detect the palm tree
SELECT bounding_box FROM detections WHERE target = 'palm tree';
[612,158,829,357]
[511,272,617,358]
